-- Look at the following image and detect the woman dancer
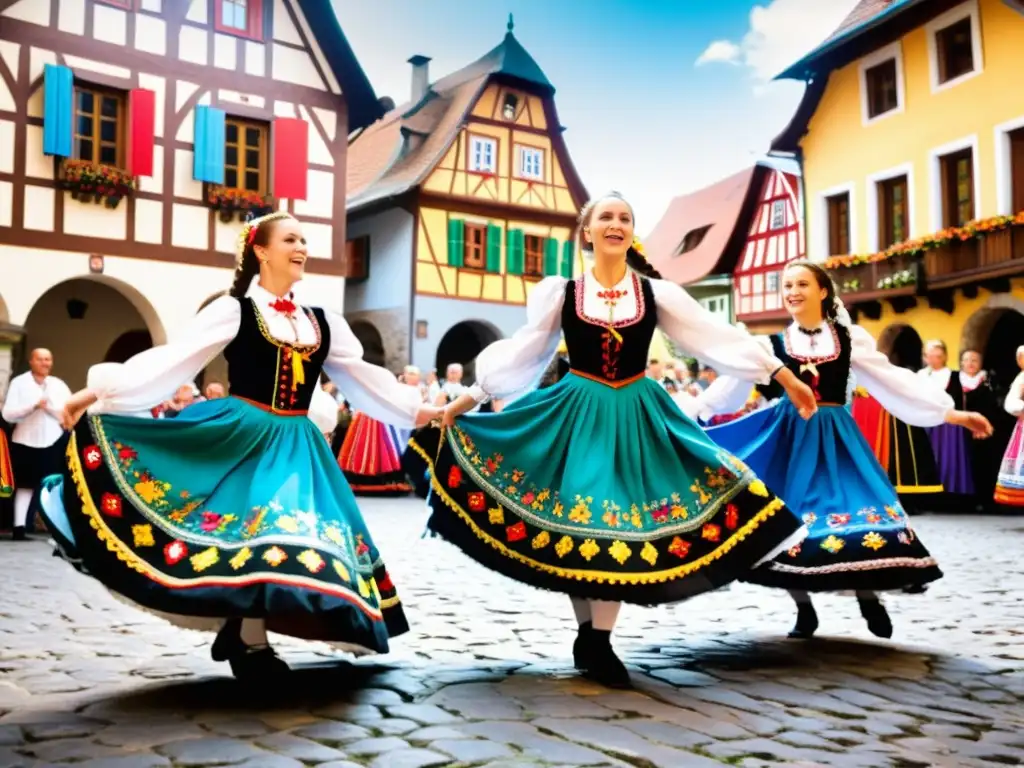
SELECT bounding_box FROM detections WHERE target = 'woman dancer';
[42,212,440,679]
[425,192,817,688]
[917,340,974,502]
[994,346,1024,507]
[693,262,991,639]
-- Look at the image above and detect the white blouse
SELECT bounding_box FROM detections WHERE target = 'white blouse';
[917,366,952,391]
[1004,372,1024,417]
[86,284,423,427]
[694,321,955,427]
[466,272,784,402]
[959,371,987,391]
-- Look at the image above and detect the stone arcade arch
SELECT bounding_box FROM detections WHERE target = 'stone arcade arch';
[876,323,924,370]
[350,320,386,368]
[435,320,502,383]
[21,276,165,391]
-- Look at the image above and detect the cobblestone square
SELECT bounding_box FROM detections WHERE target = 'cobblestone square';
[2,500,1022,767]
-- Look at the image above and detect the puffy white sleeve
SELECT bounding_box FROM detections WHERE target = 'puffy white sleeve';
[850,325,954,426]
[690,336,773,420]
[651,280,783,384]
[466,276,566,402]
[321,312,423,428]
[308,386,340,434]
[88,296,240,415]
[1005,372,1024,417]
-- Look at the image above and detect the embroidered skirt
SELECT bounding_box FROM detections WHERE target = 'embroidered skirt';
[705,400,942,592]
[38,396,408,654]
[0,429,13,498]
[338,412,411,496]
[416,373,805,605]
[402,425,441,499]
[994,419,1024,506]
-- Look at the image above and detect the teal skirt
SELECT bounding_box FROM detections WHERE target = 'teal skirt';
[419,373,805,604]
[39,396,407,654]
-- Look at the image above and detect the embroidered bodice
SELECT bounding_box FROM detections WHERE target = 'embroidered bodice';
[223,299,330,413]
[768,323,852,404]
[561,274,657,383]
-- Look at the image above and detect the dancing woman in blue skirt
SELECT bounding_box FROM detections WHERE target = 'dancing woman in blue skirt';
[415,192,819,688]
[43,212,441,679]
[690,261,992,639]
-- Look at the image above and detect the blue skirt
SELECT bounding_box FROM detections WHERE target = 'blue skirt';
[39,396,407,654]
[417,373,806,605]
[705,399,942,592]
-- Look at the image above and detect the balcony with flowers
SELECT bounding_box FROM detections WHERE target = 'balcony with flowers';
[60,159,136,209]
[825,210,1024,302]
[205,185,275,223]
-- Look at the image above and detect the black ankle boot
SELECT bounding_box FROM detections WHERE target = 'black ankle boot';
[573,621,593,671]
[788,601,819,639]
[211,618,244,662]
[12,526,26,541]
[228,646,290,682]
[581,629,631,689]
[858,597,893,638]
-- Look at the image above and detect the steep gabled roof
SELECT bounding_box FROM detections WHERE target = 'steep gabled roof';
[346,18,565,212]
[645,164,773,286]
[298,0,383,130]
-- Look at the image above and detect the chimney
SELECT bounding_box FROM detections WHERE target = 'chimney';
[408,55,431,103]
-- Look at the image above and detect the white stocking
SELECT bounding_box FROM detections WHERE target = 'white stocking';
[239,618,268,648]
[590,600,621,631]
[13,489,31,527]
[570,596,591,625]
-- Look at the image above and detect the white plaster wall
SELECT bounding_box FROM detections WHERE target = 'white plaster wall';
[345,208,414,313]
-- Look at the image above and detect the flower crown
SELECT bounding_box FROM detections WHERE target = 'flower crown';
[236,210,293,266]
[631,236,645,256]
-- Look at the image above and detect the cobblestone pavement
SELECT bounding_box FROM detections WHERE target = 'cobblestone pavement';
[2,501,1023,768]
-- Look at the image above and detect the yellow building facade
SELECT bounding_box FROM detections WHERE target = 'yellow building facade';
[773,0,1024,380]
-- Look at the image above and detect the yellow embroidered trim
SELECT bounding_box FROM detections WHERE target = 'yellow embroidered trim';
[66,431,386,619]
[251,300,322,353]
[893,484,944,493]
[428,467,787,585]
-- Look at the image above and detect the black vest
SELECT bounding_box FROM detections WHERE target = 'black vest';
[768,323,852,404]
[223,298,330,412]
[561,274,657,383]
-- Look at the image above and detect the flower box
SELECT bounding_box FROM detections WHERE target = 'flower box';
[205,184,275,223]
[60,160,136,209]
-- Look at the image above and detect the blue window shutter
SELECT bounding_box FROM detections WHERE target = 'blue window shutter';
[193,105,225,184]
[43,64,73,158]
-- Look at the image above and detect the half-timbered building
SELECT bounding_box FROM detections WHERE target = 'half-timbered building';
[343,17,588,375]
[645,162,804,335]
[0,0,382,392]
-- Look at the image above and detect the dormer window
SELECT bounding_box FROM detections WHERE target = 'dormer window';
[858,41,904,125]
[677,225,712,255]
[926,1,982,92]
[502,94,518,121]
[216,0,264,40]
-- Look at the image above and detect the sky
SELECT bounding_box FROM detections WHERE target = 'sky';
[332,0,861,235]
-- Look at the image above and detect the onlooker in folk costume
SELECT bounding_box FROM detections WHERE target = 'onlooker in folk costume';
[916,340,974,504]
[994,346,1024,507]
[691,262,991,639]
[1,348,71,540]
[960,349,1005,512]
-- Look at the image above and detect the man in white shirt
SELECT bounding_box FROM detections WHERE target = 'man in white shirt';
[429,363,468,404]
[1,348,71,540]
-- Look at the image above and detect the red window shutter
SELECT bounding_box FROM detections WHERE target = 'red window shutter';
[272,117,308,200]
[128,88,156,177]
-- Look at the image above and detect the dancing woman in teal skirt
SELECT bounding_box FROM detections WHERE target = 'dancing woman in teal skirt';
[416,192,819,688]
[42,212,441,680]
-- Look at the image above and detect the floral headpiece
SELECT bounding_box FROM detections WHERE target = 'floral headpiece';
[236,210,293,266]
[631,236,645,256]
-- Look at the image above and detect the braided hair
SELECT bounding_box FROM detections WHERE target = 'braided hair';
[576,191,663,280]
[229,211,296,298]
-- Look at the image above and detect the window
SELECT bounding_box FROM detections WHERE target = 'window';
[1010,128,1024,214]
[940,148,975,227]
[935,17,975,85]
[224,118,268,193]
[518,146,543,181]
[877,175,908,249]
[769,199,786,229]
[524,235,544,277]
[73,85,125,167]
[344,237,369,281]
[677,224,712,255]
[765,271,779,293]
[865,58,899,119]
[215,0,263,40]
[469,136,496,174]
[826,192,851,255]
[502,94,518,121]
[464,224,487,269]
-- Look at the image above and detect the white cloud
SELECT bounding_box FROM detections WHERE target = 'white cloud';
[698,0,861,82]
[695,40,742,66]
